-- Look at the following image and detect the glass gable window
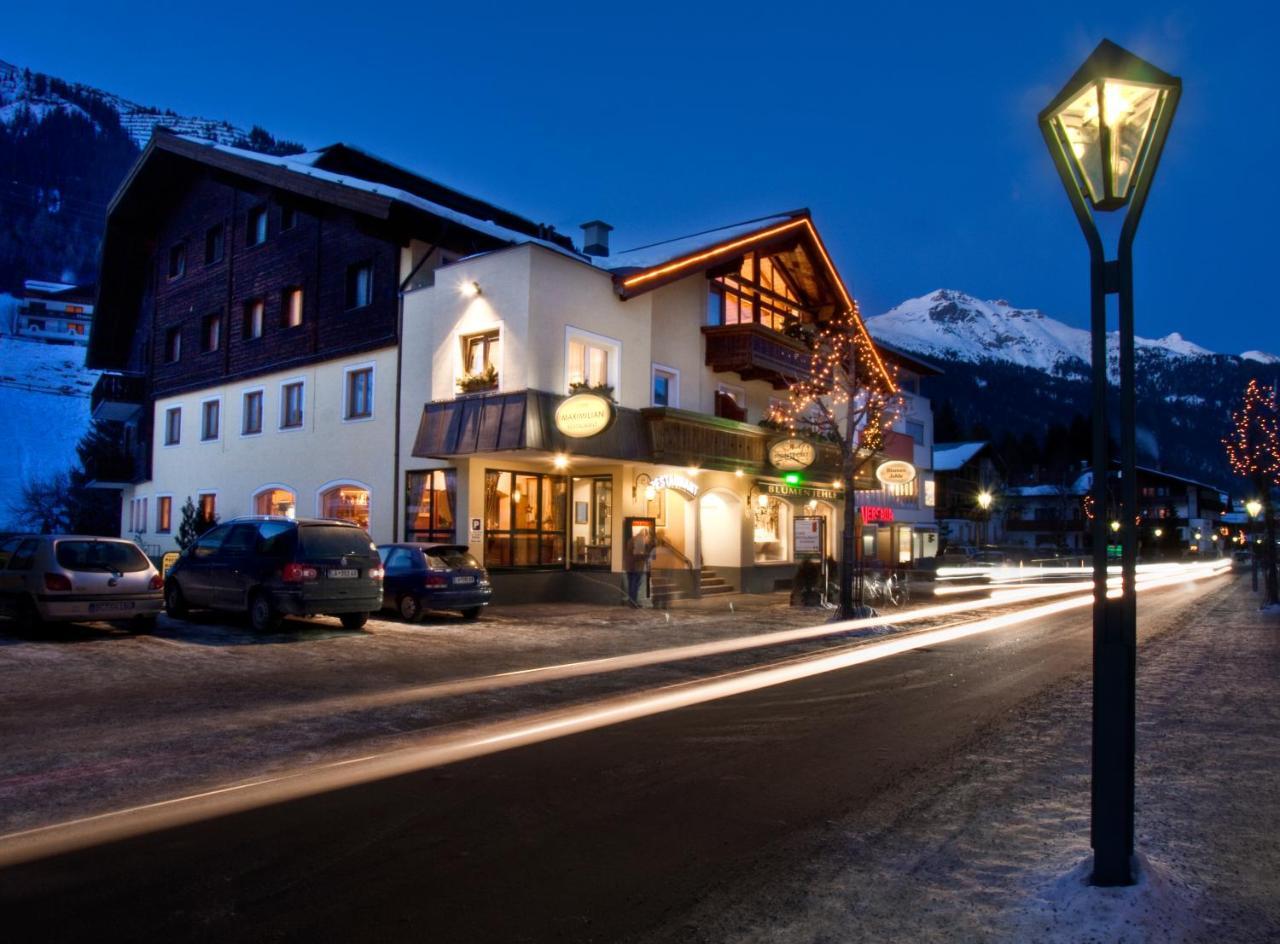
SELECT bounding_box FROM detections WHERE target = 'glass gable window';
[405,469,457,542]
[708,251,808,332]
[483,470,566,568]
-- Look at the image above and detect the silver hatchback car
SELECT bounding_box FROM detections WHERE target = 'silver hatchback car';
[0,535,164,632]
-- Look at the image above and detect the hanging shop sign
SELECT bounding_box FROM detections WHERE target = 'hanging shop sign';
[554,393,615,438]
[860,505,894,524]
[875,459,917,486]
[650,474,700,499]
[768,437,817,471]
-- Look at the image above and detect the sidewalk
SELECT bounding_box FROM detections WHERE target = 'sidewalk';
[646,577,1280,943]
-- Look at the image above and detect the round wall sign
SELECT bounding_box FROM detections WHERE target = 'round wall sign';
[554,393,615,438]
[875,460,917,485]
[768,438,816,471]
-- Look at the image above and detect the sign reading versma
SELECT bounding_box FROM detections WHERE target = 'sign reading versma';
[768,438,816,471]
[554,393,615,438]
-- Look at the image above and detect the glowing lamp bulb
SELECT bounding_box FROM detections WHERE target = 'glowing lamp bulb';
[644,485,656,502]
[552,454,569,470]
[757,494,769,508]
[461,280,481,298]
[1110,520,1121,532]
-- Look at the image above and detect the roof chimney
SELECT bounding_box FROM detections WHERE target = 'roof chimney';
[580,220,613,258]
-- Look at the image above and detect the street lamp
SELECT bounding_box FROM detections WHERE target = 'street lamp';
[1247,499,1263,591]
[977,490,993,545]
[1039,39,1180,888]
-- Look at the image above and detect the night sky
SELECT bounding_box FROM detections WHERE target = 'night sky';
[7,1,1277,356]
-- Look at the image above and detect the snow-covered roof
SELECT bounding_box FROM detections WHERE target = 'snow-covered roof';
[175,136,587,262]
[932,441,987,471]
[601,212,801,273]
[23,279,80,294]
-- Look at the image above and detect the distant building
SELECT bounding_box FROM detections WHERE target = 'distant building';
[932,441,1004,548]
[14,280,95,344]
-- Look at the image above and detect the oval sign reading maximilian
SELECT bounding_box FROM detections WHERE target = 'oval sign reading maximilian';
[876,459,917,486]
[768,437,816,471]
[554,393,615,438]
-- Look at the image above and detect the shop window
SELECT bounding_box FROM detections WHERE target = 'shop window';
[255,487,296,517]
[164,407,181,445]
[345,367,374,420]
[242,390,263,435]
[753,495,789,563]
[405,469,457,542]
[156,496,172,533]
[570,476,613,568]
[483,470,566,567]
[320,484,370,531]
[282,287,303,328]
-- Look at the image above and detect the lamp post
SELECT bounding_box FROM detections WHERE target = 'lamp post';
[1039,39,1180,887]
[1247,499,1263,592]
[977,490,993,546]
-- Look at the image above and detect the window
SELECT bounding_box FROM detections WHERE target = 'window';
[139,498,148,533]
[405,469,457,542]
[201,399,220,441]
[460,330,500,389]
[255,487,296,517]
[282,287,303,329]
[281,381,304,429]
[708,250,807,332]
[345,367,373,420]
[243,298,264,339]
[652,364,679,408]
[320,484,371,531]
[715,383,747,422]
[164,407,181,445]
[906,420,927,446]
[168,242,186,279]
[280,204,296,231]
[566,335,613,392]
[570,476,613,568]
[205,224,224,265]
[483,470,566,568]
[753,496,789,563]
[156,496,172,533]
[242,390,264,435]
[164,326,182,363]
[198,492,217,522]
[345,261,372,309]
[247,206,267,246]
[201,313,221,353]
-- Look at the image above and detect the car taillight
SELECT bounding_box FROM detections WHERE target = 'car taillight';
[368,567,384,581]
[282,563,319,583]
[424,575,449,588]
[149,574,164,590]
[44,573,72,592]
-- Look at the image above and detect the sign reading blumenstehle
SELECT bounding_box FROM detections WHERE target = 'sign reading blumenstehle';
[554,393,615,438]
[875,459,917,486]
[768,437,816,471]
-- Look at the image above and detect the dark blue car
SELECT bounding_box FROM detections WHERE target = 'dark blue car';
[376,543,492,622]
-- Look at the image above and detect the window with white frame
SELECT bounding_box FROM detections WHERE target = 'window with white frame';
[156,496,172,533]
[565,328,618,394]
[281,381,304,429]
[651,364,679,408]
[345,366,374,420]
[242,390,264,436]
[163,407,181,445]
[201,399,220,441]
[459,330,500,390]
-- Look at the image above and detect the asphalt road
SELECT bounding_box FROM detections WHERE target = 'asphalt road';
[0,578,1218,944]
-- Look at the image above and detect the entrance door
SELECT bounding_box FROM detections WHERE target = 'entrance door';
[570,476,613,568]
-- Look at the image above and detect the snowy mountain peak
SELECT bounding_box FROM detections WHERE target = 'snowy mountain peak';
[866,289,1230,376]
[1242,350,1280,365]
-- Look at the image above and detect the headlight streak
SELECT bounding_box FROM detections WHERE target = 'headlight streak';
[0,558,1231,868]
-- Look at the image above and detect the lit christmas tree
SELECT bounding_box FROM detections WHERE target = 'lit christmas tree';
[773,304,901,618]
[1223,378,1280,605]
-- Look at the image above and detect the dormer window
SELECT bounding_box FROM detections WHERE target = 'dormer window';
[708,251,806,332]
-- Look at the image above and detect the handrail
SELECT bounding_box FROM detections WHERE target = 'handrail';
[655,536,695,572]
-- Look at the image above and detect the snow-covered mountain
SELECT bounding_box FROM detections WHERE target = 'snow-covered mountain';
[865,289,1272,376]
[0,58,253,149]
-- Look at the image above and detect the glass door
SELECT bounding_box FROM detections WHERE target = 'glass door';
[570,476,613,568]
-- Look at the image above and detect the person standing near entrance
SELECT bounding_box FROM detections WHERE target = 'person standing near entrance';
[626,526,655,607]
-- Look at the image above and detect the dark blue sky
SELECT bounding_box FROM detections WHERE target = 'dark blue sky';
[8,1,1278,355]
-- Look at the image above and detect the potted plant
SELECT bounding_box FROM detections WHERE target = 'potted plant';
[569,380,615,401]
[457,364,498,394]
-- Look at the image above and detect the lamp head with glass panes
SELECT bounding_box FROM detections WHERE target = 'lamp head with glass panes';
[1040,40,1180,214]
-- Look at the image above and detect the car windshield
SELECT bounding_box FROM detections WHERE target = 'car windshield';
[299,525,374,559]
[55,540,150,573]
[425,547,481,571]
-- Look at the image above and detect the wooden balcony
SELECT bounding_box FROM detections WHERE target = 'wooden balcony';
[702,323,813,389]
[91,372,145,422]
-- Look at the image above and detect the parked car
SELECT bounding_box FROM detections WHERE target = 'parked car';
[377,543,492,621]
[937,545,977,566]
[165,517,383,632]
[1232,549,1254,571]
[0,534,163,632]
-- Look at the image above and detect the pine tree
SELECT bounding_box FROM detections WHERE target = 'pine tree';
[1223,379,1280,605]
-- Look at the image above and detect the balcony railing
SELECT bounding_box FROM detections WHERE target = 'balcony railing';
[91,373,145,422]
[702,323,813,389]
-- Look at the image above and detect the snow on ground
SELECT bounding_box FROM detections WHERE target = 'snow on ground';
[642,578,1279,943]
[0,332,98,527]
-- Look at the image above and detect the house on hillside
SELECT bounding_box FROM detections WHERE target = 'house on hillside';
[88,132,936,603]
[14,280,95,344]
[932,441,1004,548]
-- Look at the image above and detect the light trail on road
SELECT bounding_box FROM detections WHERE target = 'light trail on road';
[0,558,1230,868]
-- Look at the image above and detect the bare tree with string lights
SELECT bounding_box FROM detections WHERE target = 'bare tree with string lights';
[771,305,902,619]
[1223,378,1280,606]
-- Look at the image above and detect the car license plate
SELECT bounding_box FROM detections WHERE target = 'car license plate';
[329,569,358,579]
[89,601,134,612]
[453,576,476,585]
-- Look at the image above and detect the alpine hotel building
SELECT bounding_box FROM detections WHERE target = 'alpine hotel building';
[89,133,937,604]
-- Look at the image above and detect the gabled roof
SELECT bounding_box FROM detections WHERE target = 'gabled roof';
[932,441,989,471]
[607,211,894,390]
